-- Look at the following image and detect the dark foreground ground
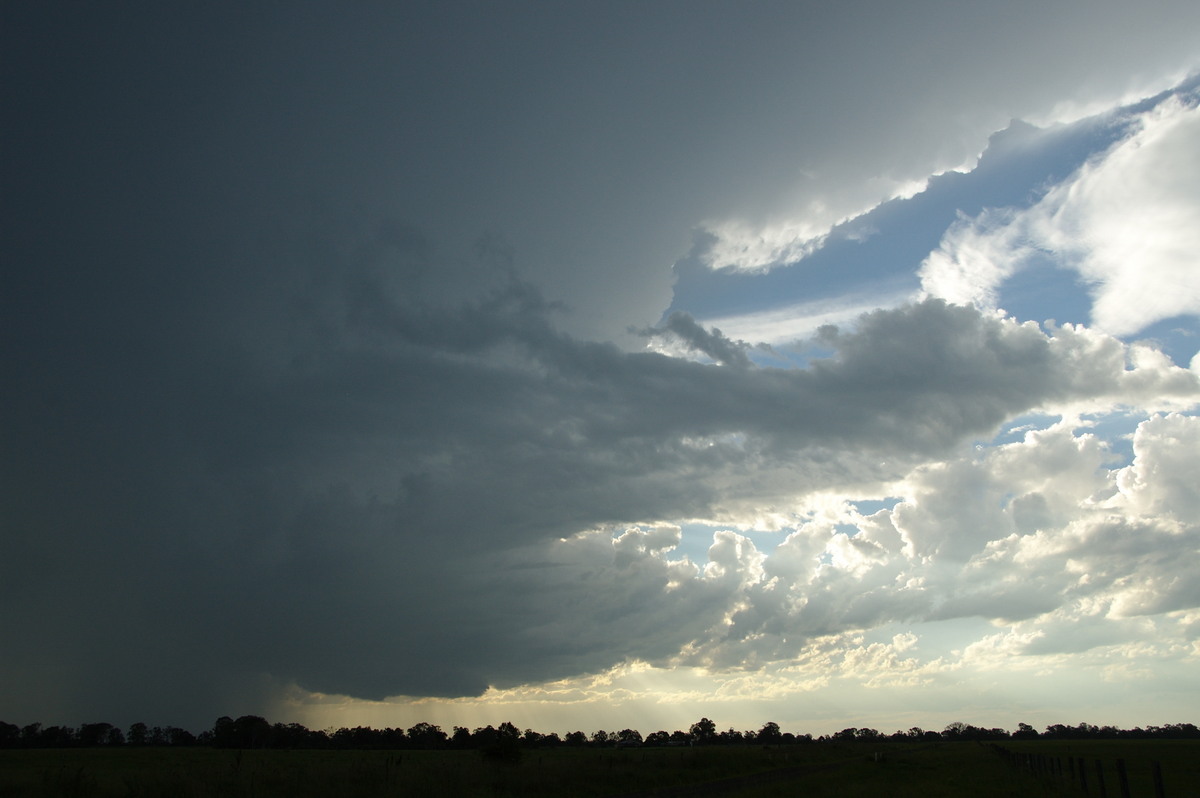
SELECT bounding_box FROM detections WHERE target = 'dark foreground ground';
[1,739,1196,797]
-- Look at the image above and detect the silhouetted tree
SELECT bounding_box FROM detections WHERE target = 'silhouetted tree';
[77,723,115,746]
[472,722,519,761]
[717,728,742,744]
[942,721,967,740]
[127,722,148,746]
[0,722,19,748]
[471,726,499,748]
[8,713,1198,751]
[20,724,42,746]
[1013,722,1038,739]
[407,722,446,749]
[209,715,271,748]
[167,727,197,746]
[690,717,716,744]
[210,717,235,748]
[40,726,76,747]
[758,721,782,744]
[616,729,643,746]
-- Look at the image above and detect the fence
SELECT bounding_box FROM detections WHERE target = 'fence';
[992,745,1169,798]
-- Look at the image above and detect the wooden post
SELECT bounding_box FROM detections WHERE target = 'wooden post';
[1152,760,1166,798]
[1080,757,1090,796]
[1095,759,1108,798]
[1115,759,1131,798]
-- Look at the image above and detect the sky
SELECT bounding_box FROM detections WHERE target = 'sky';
[2,2,1199,738]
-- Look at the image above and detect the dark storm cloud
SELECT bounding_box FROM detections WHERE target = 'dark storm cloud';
[4,192,1194,727]
[643,312,755,368]
[6,1,1200,730]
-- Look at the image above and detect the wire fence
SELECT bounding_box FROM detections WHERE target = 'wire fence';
[992,744,1169,798]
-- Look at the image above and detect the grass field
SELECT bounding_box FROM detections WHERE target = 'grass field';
[1,740,1196,797]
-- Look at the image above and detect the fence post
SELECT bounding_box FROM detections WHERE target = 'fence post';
[1079,757,1090,796]
[1152,760,1166,798]
[1095,759,1108,798]
[1115,759,1131,798]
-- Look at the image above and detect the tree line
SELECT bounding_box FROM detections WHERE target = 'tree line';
[1,716,1197,750]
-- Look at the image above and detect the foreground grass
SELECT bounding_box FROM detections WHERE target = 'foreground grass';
[1,740,1196,797]
[3,745,839,798]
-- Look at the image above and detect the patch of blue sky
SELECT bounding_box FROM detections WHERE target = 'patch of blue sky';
[991,413,1063,445]
[666,508,903,566]
[966,414,1057,454]
[852,497,902,516]
[666,521,790,565]
[861,617,997,656]
[983,410,1142,467]
[747,337,837,370]
[1129,314,1200,370]
[994,253,1093,329]
[1077,410,1155,467]
[1127,70,1200,117]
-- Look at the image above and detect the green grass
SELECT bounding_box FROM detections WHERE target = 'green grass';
[0,746,818,798]
[0,741,1195,798]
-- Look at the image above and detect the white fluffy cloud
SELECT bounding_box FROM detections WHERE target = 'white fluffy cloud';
[922,93,1200,336]
[438,412,1200,715]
